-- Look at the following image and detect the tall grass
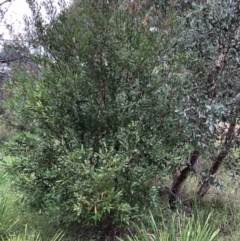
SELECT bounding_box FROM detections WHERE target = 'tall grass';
[0,156,64,241]
[0,195,19,239]
[5,226,64,241]
[0,156,19,239]
[118,210,220,241]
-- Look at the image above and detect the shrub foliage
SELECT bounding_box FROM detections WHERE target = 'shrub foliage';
[4,0,189,230]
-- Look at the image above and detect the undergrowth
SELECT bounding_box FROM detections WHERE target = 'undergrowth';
[1,154,240,240]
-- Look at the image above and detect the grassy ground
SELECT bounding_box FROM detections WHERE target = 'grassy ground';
[1,155,240,241]
[180,171,240,241]
[0,156,65,241]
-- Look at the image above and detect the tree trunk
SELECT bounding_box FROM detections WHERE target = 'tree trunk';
[197,122,236,198]
[169,149,200,208]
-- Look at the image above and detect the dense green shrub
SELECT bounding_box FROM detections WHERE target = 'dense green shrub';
[3,132,39,156]
[4,0,189,231]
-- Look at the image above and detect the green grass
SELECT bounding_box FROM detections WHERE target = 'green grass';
[178,170,240,241]
[5,226,64,241]
[0,156,20,239]
[0,155,64,241]
[0,195,19,239]
[118,210,220,241]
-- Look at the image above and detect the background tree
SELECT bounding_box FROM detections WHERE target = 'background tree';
[169,0,240,203]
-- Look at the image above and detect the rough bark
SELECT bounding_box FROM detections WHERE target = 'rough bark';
[169,149,200,208]
[208,45,228,104]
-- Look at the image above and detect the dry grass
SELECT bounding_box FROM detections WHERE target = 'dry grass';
[170,168,240,241]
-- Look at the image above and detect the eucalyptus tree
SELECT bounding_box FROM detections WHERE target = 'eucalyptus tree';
[169,0,240,203]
